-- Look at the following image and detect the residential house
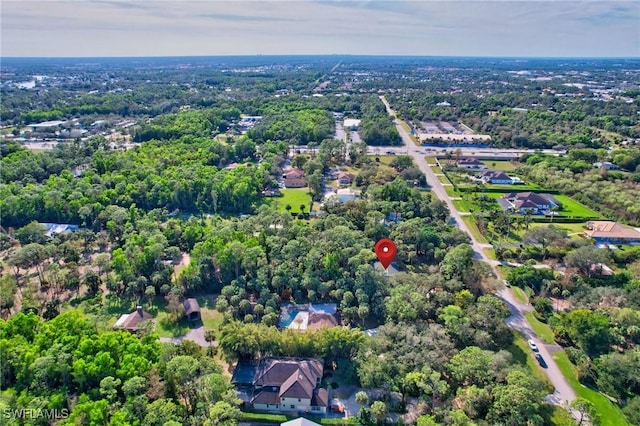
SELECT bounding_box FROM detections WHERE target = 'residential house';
[337,172,355,186]
[456,158,487,169]
[593,161,620,170]
[250,358,329,414]
[585,221,640,245]
[325,169,340,180]
[284,178,307,188]
[113,306,153,333]
[183,298,201,323]
[281,419,322,426]
[283,168,305,180]
[498,192,561,215]
[261,189,281,197]
[478,170,523,185]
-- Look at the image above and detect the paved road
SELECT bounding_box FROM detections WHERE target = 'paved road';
[158,324,210,347]
[379,95,578,412]
[378,96,491,261]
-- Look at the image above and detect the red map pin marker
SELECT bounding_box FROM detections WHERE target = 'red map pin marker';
[375,238,397,270]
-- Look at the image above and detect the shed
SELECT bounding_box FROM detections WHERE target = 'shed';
[183,298,201,322]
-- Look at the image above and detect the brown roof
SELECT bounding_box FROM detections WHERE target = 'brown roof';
[311,388,329,408]
[307,312,338,330]
[586,221,640,239]
[253,358,324,401]
[120,307,153,331]
[284,178,307,187]
[283,168,305,178]
[183,298,200,316]
[337,172,355,180]
[252,389,280,405]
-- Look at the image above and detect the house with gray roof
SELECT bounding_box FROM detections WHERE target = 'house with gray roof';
[498,192,561,215]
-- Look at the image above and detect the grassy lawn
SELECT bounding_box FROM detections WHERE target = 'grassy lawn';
[511,286,529,304]
[445,185,458,197]
[553,351,629,426]
[438,174,452,184]
[200,303,224,330]
[452,200,470,212]
[461,216,489,244]
[483,247,497,260]
[481,160,519,171]
[514,223,588,242]
[154,311,191,338]
[524,311,555,344]
[271,188,313,213]
[549,405,579,426]
[376,155,397,165]
[508,334,554,392]
[554,195,601,218]
[525,222,587,234]
[485,183,544,191]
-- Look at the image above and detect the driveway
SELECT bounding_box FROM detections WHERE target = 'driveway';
[158,324,211,347]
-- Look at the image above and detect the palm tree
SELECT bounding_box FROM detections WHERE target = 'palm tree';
[299,204,306,214]
[549,204,559,223]
[285,204,292,214]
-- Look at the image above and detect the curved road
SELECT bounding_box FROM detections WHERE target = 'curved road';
[379,96,577,412]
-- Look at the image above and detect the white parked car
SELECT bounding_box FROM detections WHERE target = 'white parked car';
[528,339,539,352]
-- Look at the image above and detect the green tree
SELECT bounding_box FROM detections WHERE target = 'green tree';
[570,397,600,426]
[370,400,387,424]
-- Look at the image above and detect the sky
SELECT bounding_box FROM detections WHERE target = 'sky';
[1,0,639,57]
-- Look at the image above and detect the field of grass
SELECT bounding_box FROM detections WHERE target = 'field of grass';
[438,174,452,185]
[196,295,224,330]
[524,311,555,344]
[511,286,529,304]
[452,200,471,212]
[554,195,601,218]
[271,188,312,213]
[548,405,580,426]
[483,247,497,260]
[377,155,397,165]
[481,160,519,171]
[553,351,629,426]
[485,183,544,191]
[445,186,458,197]
[461,216,489,244]
[155,311,191,338]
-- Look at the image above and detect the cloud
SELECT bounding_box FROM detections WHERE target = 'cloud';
[0,0,638,57]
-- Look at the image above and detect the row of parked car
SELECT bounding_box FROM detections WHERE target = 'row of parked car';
[528,339,547,368]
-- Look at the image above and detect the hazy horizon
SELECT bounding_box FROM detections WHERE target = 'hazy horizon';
[1,54,639,60]
[2,1,639,58]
